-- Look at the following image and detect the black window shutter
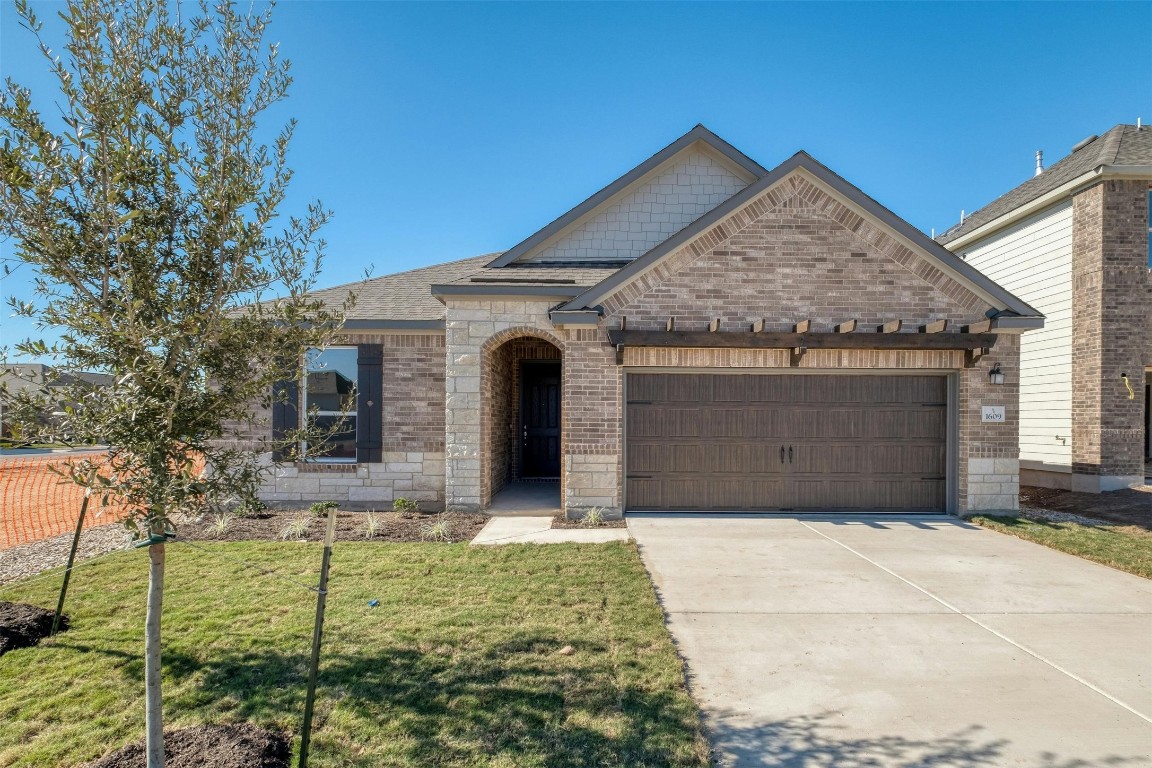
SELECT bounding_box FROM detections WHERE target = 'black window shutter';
[271,375,299,463]
[357,344,384,464]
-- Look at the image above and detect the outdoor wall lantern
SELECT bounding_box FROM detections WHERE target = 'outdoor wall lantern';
[988,363,1005,386]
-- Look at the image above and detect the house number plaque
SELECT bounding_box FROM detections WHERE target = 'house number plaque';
[981,405,1006,423]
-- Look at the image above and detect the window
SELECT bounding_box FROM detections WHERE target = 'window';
[303,347,357,461]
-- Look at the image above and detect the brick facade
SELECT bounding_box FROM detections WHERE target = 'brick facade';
[433,171,1024,517]
[258,332,447,508]
[259,171,1029,517]
[1070,181,1148,491]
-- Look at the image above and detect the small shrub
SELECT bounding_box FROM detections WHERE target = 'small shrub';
[208,513,233,536]
[581,507,606,527]
[279,515,311,541]
[361,511,382,540]
[393,497,421,518]
[234,497,266,519]
[309,501,339,517]
[420,515,451,542]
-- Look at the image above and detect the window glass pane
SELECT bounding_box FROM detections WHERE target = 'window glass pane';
[313,415,357,460]
[306,347,357,412]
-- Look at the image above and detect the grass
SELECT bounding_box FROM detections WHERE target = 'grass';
[0,541,709,767]
[970,514,1152,579]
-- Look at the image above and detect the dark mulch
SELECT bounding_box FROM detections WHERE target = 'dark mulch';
[551,515,628,530]
[86,723,289,768]
[1021,485,1152,531]
[0,601,67,656]
[176,508,487,544]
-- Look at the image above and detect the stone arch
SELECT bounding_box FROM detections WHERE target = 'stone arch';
[480,327,565,508]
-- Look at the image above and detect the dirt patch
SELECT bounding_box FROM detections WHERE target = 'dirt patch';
[85,723,289,768]
[175,509,487,544]
[0,601,67,656]
[551,515,628,530]
[1020,485,1151,531]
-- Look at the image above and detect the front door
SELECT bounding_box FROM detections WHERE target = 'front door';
[521,362,561,478]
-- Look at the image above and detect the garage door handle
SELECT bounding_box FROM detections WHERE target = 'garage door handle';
[788,446,793,464]
[780,446,785,464]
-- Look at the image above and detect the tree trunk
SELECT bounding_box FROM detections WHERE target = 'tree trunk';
[145,542,165,768]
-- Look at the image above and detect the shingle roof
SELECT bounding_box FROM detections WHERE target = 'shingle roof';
[309,255,494,322]
[938,124,1152,245]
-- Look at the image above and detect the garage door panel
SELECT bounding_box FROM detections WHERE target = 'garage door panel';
[625,373,949,513]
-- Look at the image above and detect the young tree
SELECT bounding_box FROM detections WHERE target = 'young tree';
[0,0,349,763]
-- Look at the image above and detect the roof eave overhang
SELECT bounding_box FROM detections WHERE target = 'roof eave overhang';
[989,315,1045,333]
[341,319,445,331]
[943,164,1152,251]
[558,154,1044,320]
[548,309,602,328]
[431,284,586,302]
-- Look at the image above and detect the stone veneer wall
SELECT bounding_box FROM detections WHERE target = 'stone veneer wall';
[1070,181,1148,491]
[259,332,446,508]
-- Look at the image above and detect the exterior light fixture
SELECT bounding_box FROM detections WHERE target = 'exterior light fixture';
[989,363,1005,386]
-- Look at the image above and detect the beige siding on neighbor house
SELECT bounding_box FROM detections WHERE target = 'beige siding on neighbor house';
[961,201,1073,471]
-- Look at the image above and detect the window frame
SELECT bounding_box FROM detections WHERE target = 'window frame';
[301,345,358,463]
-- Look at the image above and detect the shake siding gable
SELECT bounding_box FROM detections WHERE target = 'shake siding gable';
[961,202,1073,472]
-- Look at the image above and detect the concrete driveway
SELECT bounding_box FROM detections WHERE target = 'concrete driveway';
[628,516,1152,767]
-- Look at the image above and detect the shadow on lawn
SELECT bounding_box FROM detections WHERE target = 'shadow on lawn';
[108,633,708,767]
[708,711,1146,767]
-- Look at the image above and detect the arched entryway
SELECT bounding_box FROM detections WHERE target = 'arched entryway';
[480,329,563,510]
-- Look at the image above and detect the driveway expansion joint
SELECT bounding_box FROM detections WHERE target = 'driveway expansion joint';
[797,520,1152,726]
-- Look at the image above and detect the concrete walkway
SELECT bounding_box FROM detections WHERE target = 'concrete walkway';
[471,516,630,545]
[628,515,1152,767]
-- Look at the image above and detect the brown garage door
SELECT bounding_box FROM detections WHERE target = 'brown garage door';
[625,373,948,512]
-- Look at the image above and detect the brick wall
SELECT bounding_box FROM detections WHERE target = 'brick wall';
[258,331,447,507]
[1070,181,1148,489]
[604,176,988,329]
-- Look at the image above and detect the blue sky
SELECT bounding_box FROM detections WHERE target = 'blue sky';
[2,1,1150,360]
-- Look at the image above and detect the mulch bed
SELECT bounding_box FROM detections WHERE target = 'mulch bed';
[0,601,67,656]
[1020,485,1151,531]
[551,515,628,530]
[85,723,289,768]
[174,508,487,544]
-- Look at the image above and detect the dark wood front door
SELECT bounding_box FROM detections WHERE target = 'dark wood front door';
[626,373,948,512]
[521,362,561,478]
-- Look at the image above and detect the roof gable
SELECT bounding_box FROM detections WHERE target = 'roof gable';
[557,152,1043,324]
[486,125,767,268]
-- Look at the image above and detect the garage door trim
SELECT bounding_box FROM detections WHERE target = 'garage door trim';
[622,368,959,515]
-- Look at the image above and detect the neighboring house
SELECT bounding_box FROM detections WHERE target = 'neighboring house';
[257,125,1044,517]
[0,363,113,439]
[939,124,1151,492]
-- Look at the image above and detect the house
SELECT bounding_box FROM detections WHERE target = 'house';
[258,125,1044,517]
[0,363,112,440]
[939,124,1151,492]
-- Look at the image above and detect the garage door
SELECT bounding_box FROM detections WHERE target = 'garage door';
[625,373,948,512]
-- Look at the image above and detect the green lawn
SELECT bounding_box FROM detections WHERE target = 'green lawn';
[970,514,1152,579]
[0,542,710,767]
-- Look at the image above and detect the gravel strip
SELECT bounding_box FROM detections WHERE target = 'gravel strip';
[0,524,132,587]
